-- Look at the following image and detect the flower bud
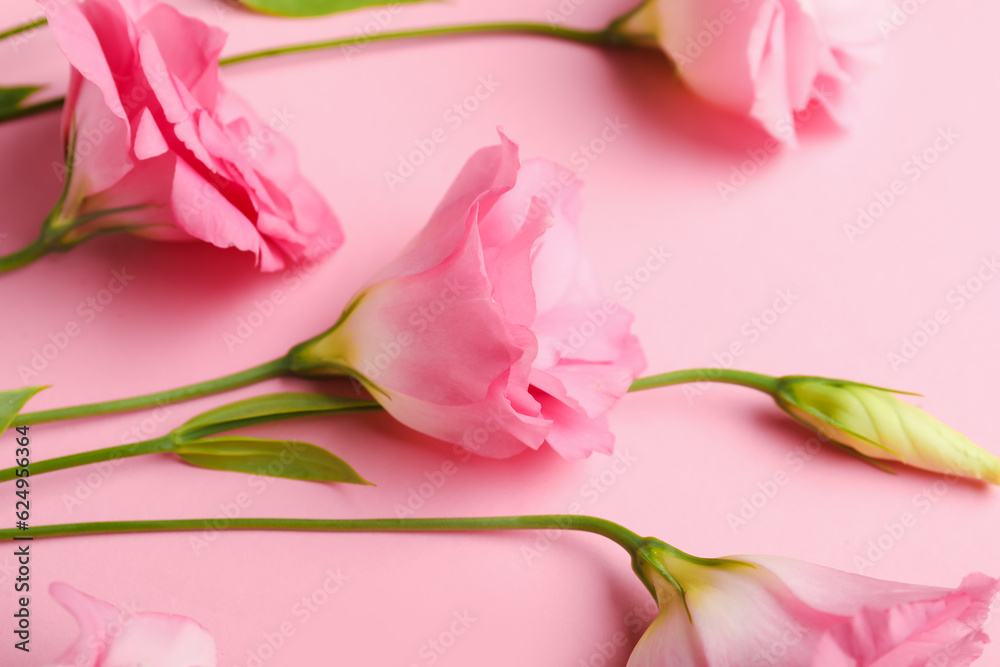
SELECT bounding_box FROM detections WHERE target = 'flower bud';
[773,376,1000,484]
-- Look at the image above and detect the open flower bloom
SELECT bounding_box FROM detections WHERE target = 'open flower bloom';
[289,133,645,458]
[774,376,1000,484]
[630,540,1000,666]
[621,0,886,142]
[43,0,341,270]
[49,582,216,666]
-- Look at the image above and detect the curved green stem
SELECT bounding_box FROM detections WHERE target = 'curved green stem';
[13,357,291,426]
[0,234,47,272]
[0,435,173,482]
[13,365,781,427]
[220,21,618,66]
[5,20,633,124]
[629,369,780,395]
[0,514,645,553]
[0,201,67,272]
[0,17,45,42]
[0,204,160,273]
[0,396,382,482]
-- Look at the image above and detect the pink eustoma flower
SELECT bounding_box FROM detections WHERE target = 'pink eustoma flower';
[624,0,886,142]
[43,0,342,270]
[290,133,645,458]
[631,541,1000,666]
[49,582,216,666]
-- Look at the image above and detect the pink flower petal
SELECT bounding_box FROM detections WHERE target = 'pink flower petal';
[47,0,341,271]
[638,0,886,141]
[631,551,1000,667]
[300,133,644,458]
[50,583,216,667]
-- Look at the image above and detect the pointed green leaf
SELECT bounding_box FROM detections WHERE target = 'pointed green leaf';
[1,387,45,438]
[177,392,381,441]
[0,86,41,114]
[175,436,372,484]
[241,0,430,18]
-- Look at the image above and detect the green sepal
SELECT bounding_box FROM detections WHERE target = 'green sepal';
[57,222,169,251]
[778,395,906,461]
[828,440,899,475]
[241,0,431,18]
[176,392,381,441]
[776,375,922,397]
[175,436,372,485]
[774,377,912,460]
[0,86,41,115]
[0,387,46,438]
[631,538,754,623]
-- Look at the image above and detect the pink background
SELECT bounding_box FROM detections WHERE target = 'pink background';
[2,0,999,664]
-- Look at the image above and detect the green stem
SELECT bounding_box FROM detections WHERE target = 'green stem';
[0,398,382,482]
[0,17,45,42]
[0,514,645,553]
[629,369,780,395]
[13,357,291,426]
[0,234,47,272]
[13,365,781,427]
[5,20,630,123]
[0,204,156,274]
[220,21,616,66]
[0,368,784,481]
[0,435,172,482]
[0,208,69,273]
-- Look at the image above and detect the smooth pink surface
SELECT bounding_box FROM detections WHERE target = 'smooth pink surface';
[1,0,998,664]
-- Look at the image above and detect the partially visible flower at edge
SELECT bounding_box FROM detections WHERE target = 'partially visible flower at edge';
[37,0,341,271]
[47,582,216,667]
[618,0,888,143]
[629,539,1000,666]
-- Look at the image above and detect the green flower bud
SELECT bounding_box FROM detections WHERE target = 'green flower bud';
[774,376,1000,484]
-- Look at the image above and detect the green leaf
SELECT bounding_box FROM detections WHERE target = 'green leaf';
[176,392,381,442]
[241,0,430,18]
[0,86,41,114]
[175,436,372,485]
[1,387,45,438]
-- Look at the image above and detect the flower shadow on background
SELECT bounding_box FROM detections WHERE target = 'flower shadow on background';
[749,408,996,494]
[600,47,847,161]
